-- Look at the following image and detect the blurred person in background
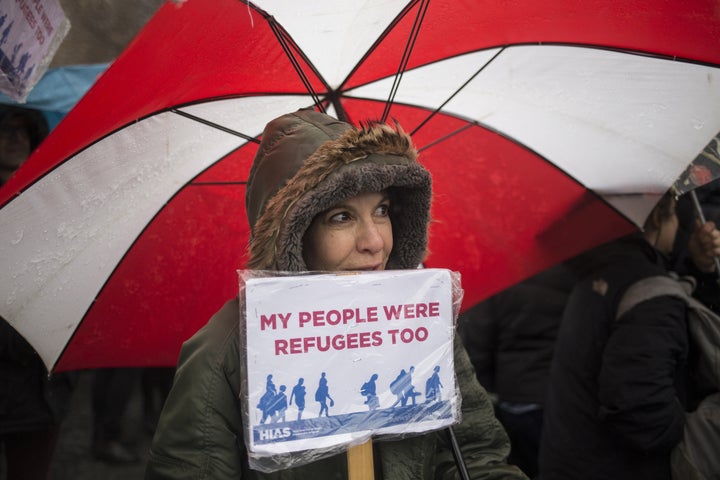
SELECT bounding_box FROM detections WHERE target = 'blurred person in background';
[539,191,720,479]
[458,262,577,479]
[0,105,75,480]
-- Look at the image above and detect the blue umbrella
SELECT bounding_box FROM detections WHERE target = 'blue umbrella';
[0,63,107,129]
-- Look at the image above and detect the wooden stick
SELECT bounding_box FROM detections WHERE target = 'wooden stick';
[347,440,374,480]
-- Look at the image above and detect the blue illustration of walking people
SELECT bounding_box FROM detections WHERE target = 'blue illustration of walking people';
[425,365,444,402]
[390,369,407,407]
[270,385,288,423]
[257,374,277,424]
[403,366,421,406]
[315,372,334,417]
[360,374,380,410]
[390,366,421,407]
[290,377,306,420]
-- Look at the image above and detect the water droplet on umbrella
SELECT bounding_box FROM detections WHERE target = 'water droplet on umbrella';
[692,118,705,130]
[10,229,24,245]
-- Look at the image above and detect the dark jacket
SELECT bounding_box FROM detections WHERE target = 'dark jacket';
[0,318,74,435]
[539,237,688,480]
[146,110,527,479]
[458,263,576,404]
[0,107,72,436]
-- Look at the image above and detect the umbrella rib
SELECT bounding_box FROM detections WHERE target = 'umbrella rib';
[410,47,505,137]
[189,181,248,186]
[382,0,430,123]
[336,0,419,91]
[417,123,476,153]
[268,19,326,113]
[171,109,260,143]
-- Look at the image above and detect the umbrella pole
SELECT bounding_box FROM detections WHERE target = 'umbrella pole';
[347,440,374,480]
[447,426,471,480]
[689,190,720,281]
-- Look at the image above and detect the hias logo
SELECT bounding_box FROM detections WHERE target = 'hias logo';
[258,427,292,441]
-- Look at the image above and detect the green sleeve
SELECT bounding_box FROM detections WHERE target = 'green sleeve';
[145,299,245,480]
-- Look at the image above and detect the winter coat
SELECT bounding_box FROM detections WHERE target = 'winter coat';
[458,263,577,404]
[1,107,71,436]
[539,237,689,480]
[145,109,527,479]
[0,318,74,435]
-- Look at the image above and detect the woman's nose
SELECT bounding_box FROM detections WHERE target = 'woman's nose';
[357,220,386,253]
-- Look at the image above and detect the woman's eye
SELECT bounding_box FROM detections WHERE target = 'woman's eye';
[328,211,351,223]
[375,204,390,217]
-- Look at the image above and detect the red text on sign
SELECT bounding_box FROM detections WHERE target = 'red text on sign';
[275,331,383,355]
[387,327,429,344]
[298,307,379,327]
[383,302,440,320]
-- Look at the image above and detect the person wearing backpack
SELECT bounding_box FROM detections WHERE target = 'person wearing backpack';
[539,191,720,480]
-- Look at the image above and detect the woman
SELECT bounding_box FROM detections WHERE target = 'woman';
[145,109,526,479]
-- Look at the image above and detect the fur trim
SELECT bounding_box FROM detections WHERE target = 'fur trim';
[248,119,430,271]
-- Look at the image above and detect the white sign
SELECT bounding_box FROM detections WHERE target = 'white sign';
[0,0,70,101]
[241,268,460,464]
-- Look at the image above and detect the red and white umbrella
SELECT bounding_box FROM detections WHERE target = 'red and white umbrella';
[2,0,719,372]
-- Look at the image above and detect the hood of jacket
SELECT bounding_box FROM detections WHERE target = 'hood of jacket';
[246,109,432,271]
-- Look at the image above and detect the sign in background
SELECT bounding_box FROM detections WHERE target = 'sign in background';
[241,269,460,463]
[0,0,70,101]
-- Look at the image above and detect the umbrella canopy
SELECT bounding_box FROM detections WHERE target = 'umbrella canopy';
[673,132,720,197]
[2,0,720,372]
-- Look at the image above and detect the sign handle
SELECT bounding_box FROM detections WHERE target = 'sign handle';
[347,439,374,480]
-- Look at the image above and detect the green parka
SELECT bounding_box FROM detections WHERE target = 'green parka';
[145,109,527,480]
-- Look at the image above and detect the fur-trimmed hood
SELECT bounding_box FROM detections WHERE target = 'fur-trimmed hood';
[246,109,431,271]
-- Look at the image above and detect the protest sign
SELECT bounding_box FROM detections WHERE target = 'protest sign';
[0,0,70,101]
[240,268,461,470]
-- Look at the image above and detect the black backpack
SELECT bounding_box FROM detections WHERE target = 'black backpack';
[617,275,720,480]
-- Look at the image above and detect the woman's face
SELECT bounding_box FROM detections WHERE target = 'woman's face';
[651,197,679,255]
[303,191,393,271]
[0,117,32,179]
[656,208,679,255]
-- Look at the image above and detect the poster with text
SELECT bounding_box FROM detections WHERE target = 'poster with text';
[242,268,460,463]
[0,0,70,101]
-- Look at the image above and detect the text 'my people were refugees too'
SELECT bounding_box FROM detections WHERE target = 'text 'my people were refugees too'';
[261,302,441,355]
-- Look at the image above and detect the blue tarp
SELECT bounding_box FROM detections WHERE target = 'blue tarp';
[0,63,108,130]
